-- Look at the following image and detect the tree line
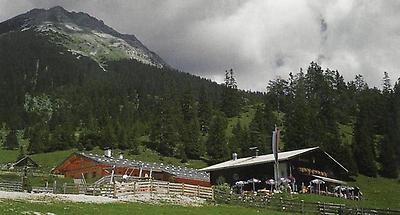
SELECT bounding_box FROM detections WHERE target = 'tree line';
[265,62,399,178]
[0,30,398,178]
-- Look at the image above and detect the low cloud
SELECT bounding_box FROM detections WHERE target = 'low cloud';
[1,0,399,91]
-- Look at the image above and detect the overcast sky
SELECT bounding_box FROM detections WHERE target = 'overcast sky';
[1,0,399,91]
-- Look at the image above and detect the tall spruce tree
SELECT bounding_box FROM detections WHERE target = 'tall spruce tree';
[221,69,241,117]
[207,112,229,164]
[284,72,314,150]
[229,121,252,157]
[181,85,203,159]
[353,90,379,177]
[27,124,48,154]
[248,103,275,155]
[394,80,400,173]
[379,73,399,178]
[198,85,212,134]
[150,79,182,157]
[4,129,19,150]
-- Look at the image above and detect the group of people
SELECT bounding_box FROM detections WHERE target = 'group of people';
[333,186,362,200]
[301,183,362,200]
[232,177,362,201]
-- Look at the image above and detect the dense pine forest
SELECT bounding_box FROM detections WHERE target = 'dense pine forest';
[0,30,262,161]
[0,25,399,180]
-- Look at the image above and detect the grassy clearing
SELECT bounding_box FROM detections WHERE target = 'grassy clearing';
[286,175,400,209]
[0,200,287,215]
[0,149,19,164]
[348,175,400,209]
[226,106,256,137]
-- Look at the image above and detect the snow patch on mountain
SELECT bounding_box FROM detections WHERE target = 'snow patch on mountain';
[2,6,168,70]
[30,22,163,70]
[64,24,82,31]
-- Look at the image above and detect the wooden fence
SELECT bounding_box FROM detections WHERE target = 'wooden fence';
[0,181,22,192]
[214,190,400,215]
[0,169,64,178]
[57,180,213,199]
[0,179,213,200]
[114,180,213,199]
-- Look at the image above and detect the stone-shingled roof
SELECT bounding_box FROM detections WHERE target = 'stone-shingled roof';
[78,152,210,182]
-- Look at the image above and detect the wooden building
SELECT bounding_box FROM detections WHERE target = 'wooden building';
[12,156,39,168]
[200,147,348,189]
[52,151,210,187]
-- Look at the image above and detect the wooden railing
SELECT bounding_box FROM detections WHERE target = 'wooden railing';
[0,181,22,192]
[0,179,214,200]
[58,179,213,199]
[114,180,213,199]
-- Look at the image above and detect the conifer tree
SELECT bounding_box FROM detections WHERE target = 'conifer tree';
[150,80,182,157]
[379,74,399,178]
[198,85,212,134]
[353,90,378,177]
[181,85,203,159]
[101,120,117,149]
[221,69,241,117]
[17,145,25,160]
[207,112,229,164]
[284,72,314,150]
[230,121,243,155]
[27,124,48,154]
[4,129,19,150]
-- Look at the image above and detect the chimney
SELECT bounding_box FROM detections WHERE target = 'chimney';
[249,146,258,158]
[232,153,238,160]
[119,152,124,159]
[104,148,112,158]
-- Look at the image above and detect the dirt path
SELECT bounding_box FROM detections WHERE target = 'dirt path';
[0,190,205,205]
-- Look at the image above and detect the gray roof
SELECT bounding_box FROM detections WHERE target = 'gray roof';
[200,147,348,172]
[78,152,210,182]
[312,175,347,185]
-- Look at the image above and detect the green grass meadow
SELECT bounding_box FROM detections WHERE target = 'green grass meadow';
[0,200,286,215]
[280,175,400,209]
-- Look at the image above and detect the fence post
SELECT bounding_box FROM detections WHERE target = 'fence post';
[167,182,170,195]
[182,183,185,196]
[53,181,57,194]
[133,182,136,194]
[150,179,153,196]
[197,185,200,197]
[113,183,117,198]
[301,200,304,214]
[212,186,215,200]
[63,183,66,194]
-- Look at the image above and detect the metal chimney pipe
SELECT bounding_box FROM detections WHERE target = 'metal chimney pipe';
[104,148,112,157]
[232,153,238,160]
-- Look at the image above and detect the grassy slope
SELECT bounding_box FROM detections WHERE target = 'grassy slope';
[287,175,400,209]
[0,200,286,215]
[226,106,256,138]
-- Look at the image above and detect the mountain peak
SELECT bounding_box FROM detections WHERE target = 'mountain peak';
[48,5,68,12]
[0,7,169,69]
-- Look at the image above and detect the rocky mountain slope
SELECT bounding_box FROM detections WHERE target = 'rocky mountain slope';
[0,6,167,70]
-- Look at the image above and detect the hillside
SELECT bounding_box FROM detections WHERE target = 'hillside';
[0,6,262,164]
[0,6,398,181]
[0,6,167,69]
